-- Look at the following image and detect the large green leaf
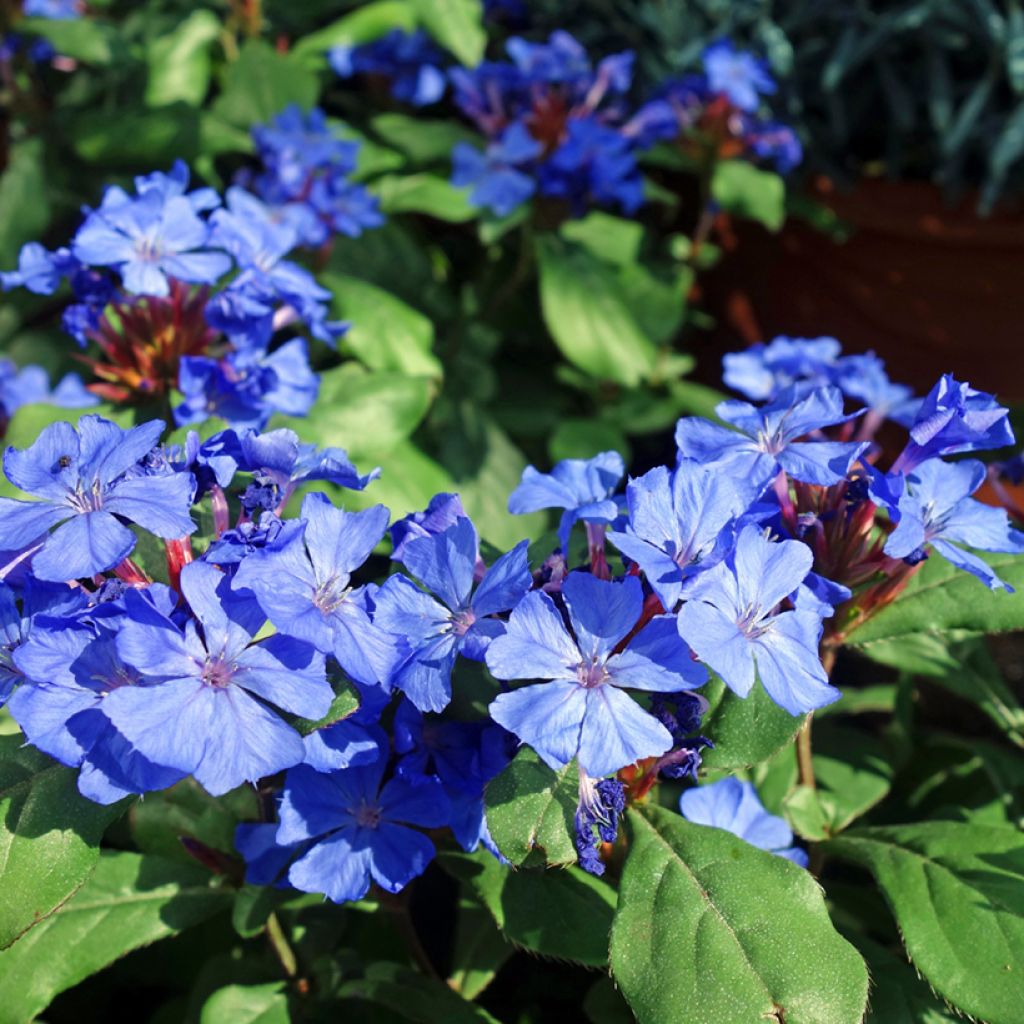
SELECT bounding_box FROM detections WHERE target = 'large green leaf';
[291,1,417,63]
[700,677,804,771]
[448,897,512,1000]
[855,936,960,1024]
[441,849,616,967]
[0,736,126,949]
[212,40,318,129]
[339,962,500,1022]
[373,173,476,222]
[146,10,221,107]
[293,364,433,459]
[826,822,1024,1024]
[201,983,290,1024]
[484,748,578,866]
[0,851,229,1021]
[69,104,201,166]
[845,552,1024,646]
[326,273,442,378]
[710,160,785,231]
[18,17,120,64]
[610,805,868,1024]
[410,0,486,66]
[370,113,479,165]
[535,235,658,388]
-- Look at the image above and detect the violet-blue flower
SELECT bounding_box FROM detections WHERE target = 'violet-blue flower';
[508,450,624,551]
[277,759,449,903]
[609,461,748,609]
[104,561,331,796]
[680,777,807,866]
[884,458,1024,591]
[231,492,395,688]
[374,517,531,712]
[677,525,840,716]
[702,40,776,113]
[329,29,447,107]
[675,385,868,494]
[0,416,196,582]
[486,573,707,777]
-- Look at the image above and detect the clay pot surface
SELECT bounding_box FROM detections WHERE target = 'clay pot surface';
[701,177,1024,401]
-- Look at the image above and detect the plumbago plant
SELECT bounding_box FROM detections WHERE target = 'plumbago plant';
[0,322,1023,1024]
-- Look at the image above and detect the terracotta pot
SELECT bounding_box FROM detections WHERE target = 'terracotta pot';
[699,177,1024,401]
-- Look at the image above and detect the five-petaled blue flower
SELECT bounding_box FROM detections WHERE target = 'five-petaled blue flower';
[702,40,776,112]
[375,517,531,713]
[277,758,449,904]
[0,416,196,581]
[104,561,331,795]
[677,526,841,716]
[884,458,1024,591]
[486,573,707,777]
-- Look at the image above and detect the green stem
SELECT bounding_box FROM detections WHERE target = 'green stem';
[266,912,298,979]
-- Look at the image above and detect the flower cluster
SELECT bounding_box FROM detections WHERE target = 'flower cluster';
[0,340,1016,892]
[330,29,447,107]
[449,31,651,217]
[637,40,802,173]
[1,111,379,432]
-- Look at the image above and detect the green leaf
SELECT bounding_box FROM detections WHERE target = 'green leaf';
[410,0,486,66]
[340,962,500,1022]
[19,17,119,64]
[146,10,221,107]
[710,160,786,231]
[291,1,417,64]
[231,885,280,939]
[484,748,578,866]
[201,982,290,1024]
[856,936,960,1024]
[560,213,643,267]
[212,40,318,129]
[0,736,126,949]
[370,113,479,165]
[327,273,441,378]
[816,684,897,718]
[826,822,1024,1024]
[784,724,894,839]
[291,679,361,736]
[374,173,476,221]
[700,677,803,771]
[292,364,433,459]
[441,849,616,967]
[610,805,868,1024]
[845,552,1024,646]
[549,419,631,464]
[130,779,257,865]
[535,235,658,388]
[0,851,229,1021]
[0,140,50,267]
[448,897,512,1000]
[70,104,201,166]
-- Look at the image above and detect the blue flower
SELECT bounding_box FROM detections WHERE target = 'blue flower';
[104,561,331,795]
[893,375,1014,473]
[609,461,749,609]
[23,0,81,18]
[72,184,230,298]
[11,617,186,803]
[679,777,807,866]
[232,492,395,689]
[452,122,541,217]
[175,338,318,430]
[0,359,98,426]
[675,385,868,494]
[277,758,449,903]
[702,40,776,113]
[375,517,532,712]
[486,573,707,777]
[0,242,69,294]
[508,451,624,551]
[0,416,196,582]
[390,492,467,562]
[884,458,1024,590]
[677,526,840,716]
[330,30,448,107]
[723,337,842,402]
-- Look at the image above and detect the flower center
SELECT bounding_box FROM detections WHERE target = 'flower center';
[312,576,348,613]
[576,657,608,689]
[736,603,772,640]
[451,608,476,637]
[201,657,235,688]
[354,801,382,829]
